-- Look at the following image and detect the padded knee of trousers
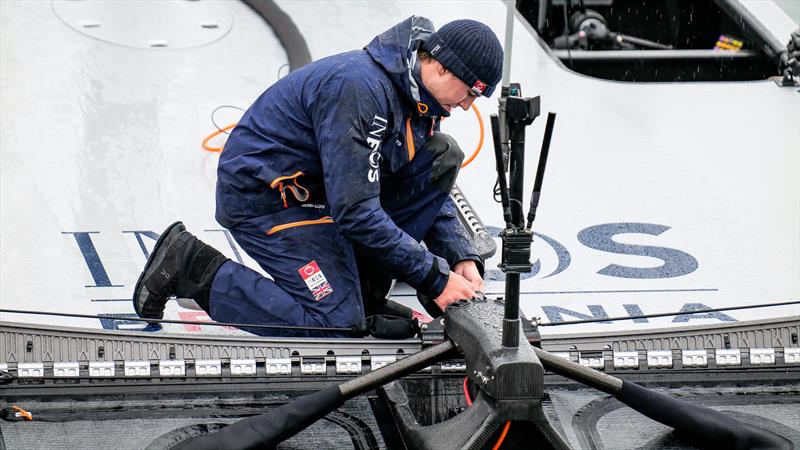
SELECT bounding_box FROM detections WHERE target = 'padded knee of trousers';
[428,132,464,192]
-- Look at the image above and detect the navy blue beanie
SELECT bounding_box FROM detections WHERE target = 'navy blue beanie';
[423,19,504,97]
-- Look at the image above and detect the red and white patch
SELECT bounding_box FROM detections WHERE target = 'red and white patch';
[298,260,333,301]
[472,80,487,95]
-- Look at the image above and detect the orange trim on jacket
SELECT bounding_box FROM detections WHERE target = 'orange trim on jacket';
[266,216,334,235]
[269,171,304,188]
[405,118,415,161]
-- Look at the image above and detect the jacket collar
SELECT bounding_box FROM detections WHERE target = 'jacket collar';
[365,16,450,119]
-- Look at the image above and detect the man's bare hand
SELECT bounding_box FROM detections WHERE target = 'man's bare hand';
[434,271,476,311]
[454,260,484,292]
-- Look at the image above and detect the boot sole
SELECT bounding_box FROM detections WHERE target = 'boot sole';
[133,221,186,318]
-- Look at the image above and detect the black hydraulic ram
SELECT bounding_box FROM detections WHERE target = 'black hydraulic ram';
[526,112,556,230]
[533,347,793,450]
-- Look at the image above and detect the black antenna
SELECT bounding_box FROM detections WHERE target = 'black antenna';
[491,114,513,228]
[526,112,556,230]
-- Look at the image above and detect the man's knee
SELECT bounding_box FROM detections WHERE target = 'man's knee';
[428,132,463,191]
[429,132,464,167]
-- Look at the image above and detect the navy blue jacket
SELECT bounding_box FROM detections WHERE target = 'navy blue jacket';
[216,17,480,297]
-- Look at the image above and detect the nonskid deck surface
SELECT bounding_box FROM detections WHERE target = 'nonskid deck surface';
[1,1,798,337]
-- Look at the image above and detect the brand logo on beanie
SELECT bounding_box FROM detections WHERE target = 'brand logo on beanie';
[471,80,487,96]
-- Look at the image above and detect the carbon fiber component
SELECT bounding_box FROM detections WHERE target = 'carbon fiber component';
[2,318,799,449]
[445,298,542,399]
[2,317,798,374]
[2,316,798,375]
[172,385,345,450]
[542,316,800,352]
[0,320,418,372]
[379,299,570,449]
[616,380,793,449]
[381,381,570,450]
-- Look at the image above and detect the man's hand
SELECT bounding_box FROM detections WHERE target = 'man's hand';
[433,271,475,311]
[454,260,484,292]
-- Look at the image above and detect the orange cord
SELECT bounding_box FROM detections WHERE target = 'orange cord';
[11,405,32,421]
[464,377,511,449]
[202,123,237,152]
[460,102,484,168]
[463,376,473,406]
[492,421,512,450]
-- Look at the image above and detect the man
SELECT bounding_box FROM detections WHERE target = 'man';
[133,16,503,337]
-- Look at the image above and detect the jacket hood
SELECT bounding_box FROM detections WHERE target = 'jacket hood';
[365,16,450,118]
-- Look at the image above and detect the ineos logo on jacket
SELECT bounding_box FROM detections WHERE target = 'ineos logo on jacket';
[366,115,387,182]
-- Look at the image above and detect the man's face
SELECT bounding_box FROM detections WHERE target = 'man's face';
[421,60,479,113]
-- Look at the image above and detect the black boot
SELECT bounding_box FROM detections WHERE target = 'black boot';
[133,223,228,319]
[364,298,414,319]
[133,221,185,319]
[174,234,229,313]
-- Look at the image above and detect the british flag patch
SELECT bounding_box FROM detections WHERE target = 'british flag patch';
[298,261,333,301]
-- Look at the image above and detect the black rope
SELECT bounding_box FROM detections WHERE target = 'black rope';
[210,104,246,135]
[538,300,800,326]
[4,300,796,333]
[276,63,290,80]
[0,308,360,335]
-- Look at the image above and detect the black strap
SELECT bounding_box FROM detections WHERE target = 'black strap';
[416,292,444,319]
[366,315,420,339]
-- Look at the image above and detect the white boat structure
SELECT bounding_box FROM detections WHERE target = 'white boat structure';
[1,1,798,448]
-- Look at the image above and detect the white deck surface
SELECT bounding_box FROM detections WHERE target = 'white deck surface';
[1,0,798,336]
